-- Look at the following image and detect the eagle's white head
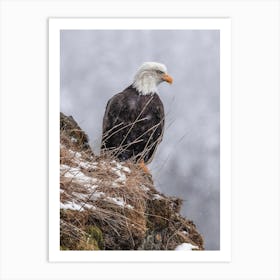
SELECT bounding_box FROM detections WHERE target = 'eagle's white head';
[132,62,173,95]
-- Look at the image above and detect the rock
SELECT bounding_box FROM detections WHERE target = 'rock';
[60,112,204,250]
[60,112,92,154]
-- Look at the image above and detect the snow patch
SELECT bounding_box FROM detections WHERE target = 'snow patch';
[175,243,198,251]
[84,184,98,191]
[140,185,150,192]
[106,196,125,207]
[79,161,97,170]
[111,161,131,184]
[152,194,163,200]
[122,166,131,173]
[88,191,105,200]
[126,204,134,210]
[112,168,127,183]
[60,201,95,211]
[106,196,134,209]
[69,149,82,158]
[61,165,97,184]
[111,160,131,173]
[60,164,70,170]
[112,182,119,188]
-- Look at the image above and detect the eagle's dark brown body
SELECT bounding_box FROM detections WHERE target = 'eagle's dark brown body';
[101,85,164,163]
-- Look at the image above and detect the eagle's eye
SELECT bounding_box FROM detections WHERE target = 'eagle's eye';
[156,70,164,74]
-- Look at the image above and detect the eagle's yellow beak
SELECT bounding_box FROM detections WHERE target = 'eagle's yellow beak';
[162,73,173,84]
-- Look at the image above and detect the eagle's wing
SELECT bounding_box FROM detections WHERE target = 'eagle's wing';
[102,93,123,133]
[101,92,125,151]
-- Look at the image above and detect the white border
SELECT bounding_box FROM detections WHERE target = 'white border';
[49,18,231,262]
[1,1,279,279]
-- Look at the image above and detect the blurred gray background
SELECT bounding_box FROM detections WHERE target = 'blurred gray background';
[60,30,220,250]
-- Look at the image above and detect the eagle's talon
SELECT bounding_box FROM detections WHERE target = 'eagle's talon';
[139,160,150,174]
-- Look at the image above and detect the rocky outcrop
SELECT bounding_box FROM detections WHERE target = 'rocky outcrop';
[60,112,204,250]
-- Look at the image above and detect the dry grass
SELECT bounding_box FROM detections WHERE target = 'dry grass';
[101,120,164,164]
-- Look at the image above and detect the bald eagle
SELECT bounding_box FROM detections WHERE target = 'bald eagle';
[101,62,173,168]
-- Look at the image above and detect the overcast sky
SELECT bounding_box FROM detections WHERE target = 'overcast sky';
[60,29,220,250]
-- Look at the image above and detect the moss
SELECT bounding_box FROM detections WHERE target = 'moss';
[60,226,101,250]
[86,225,104,250]
[76,237,99,250]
